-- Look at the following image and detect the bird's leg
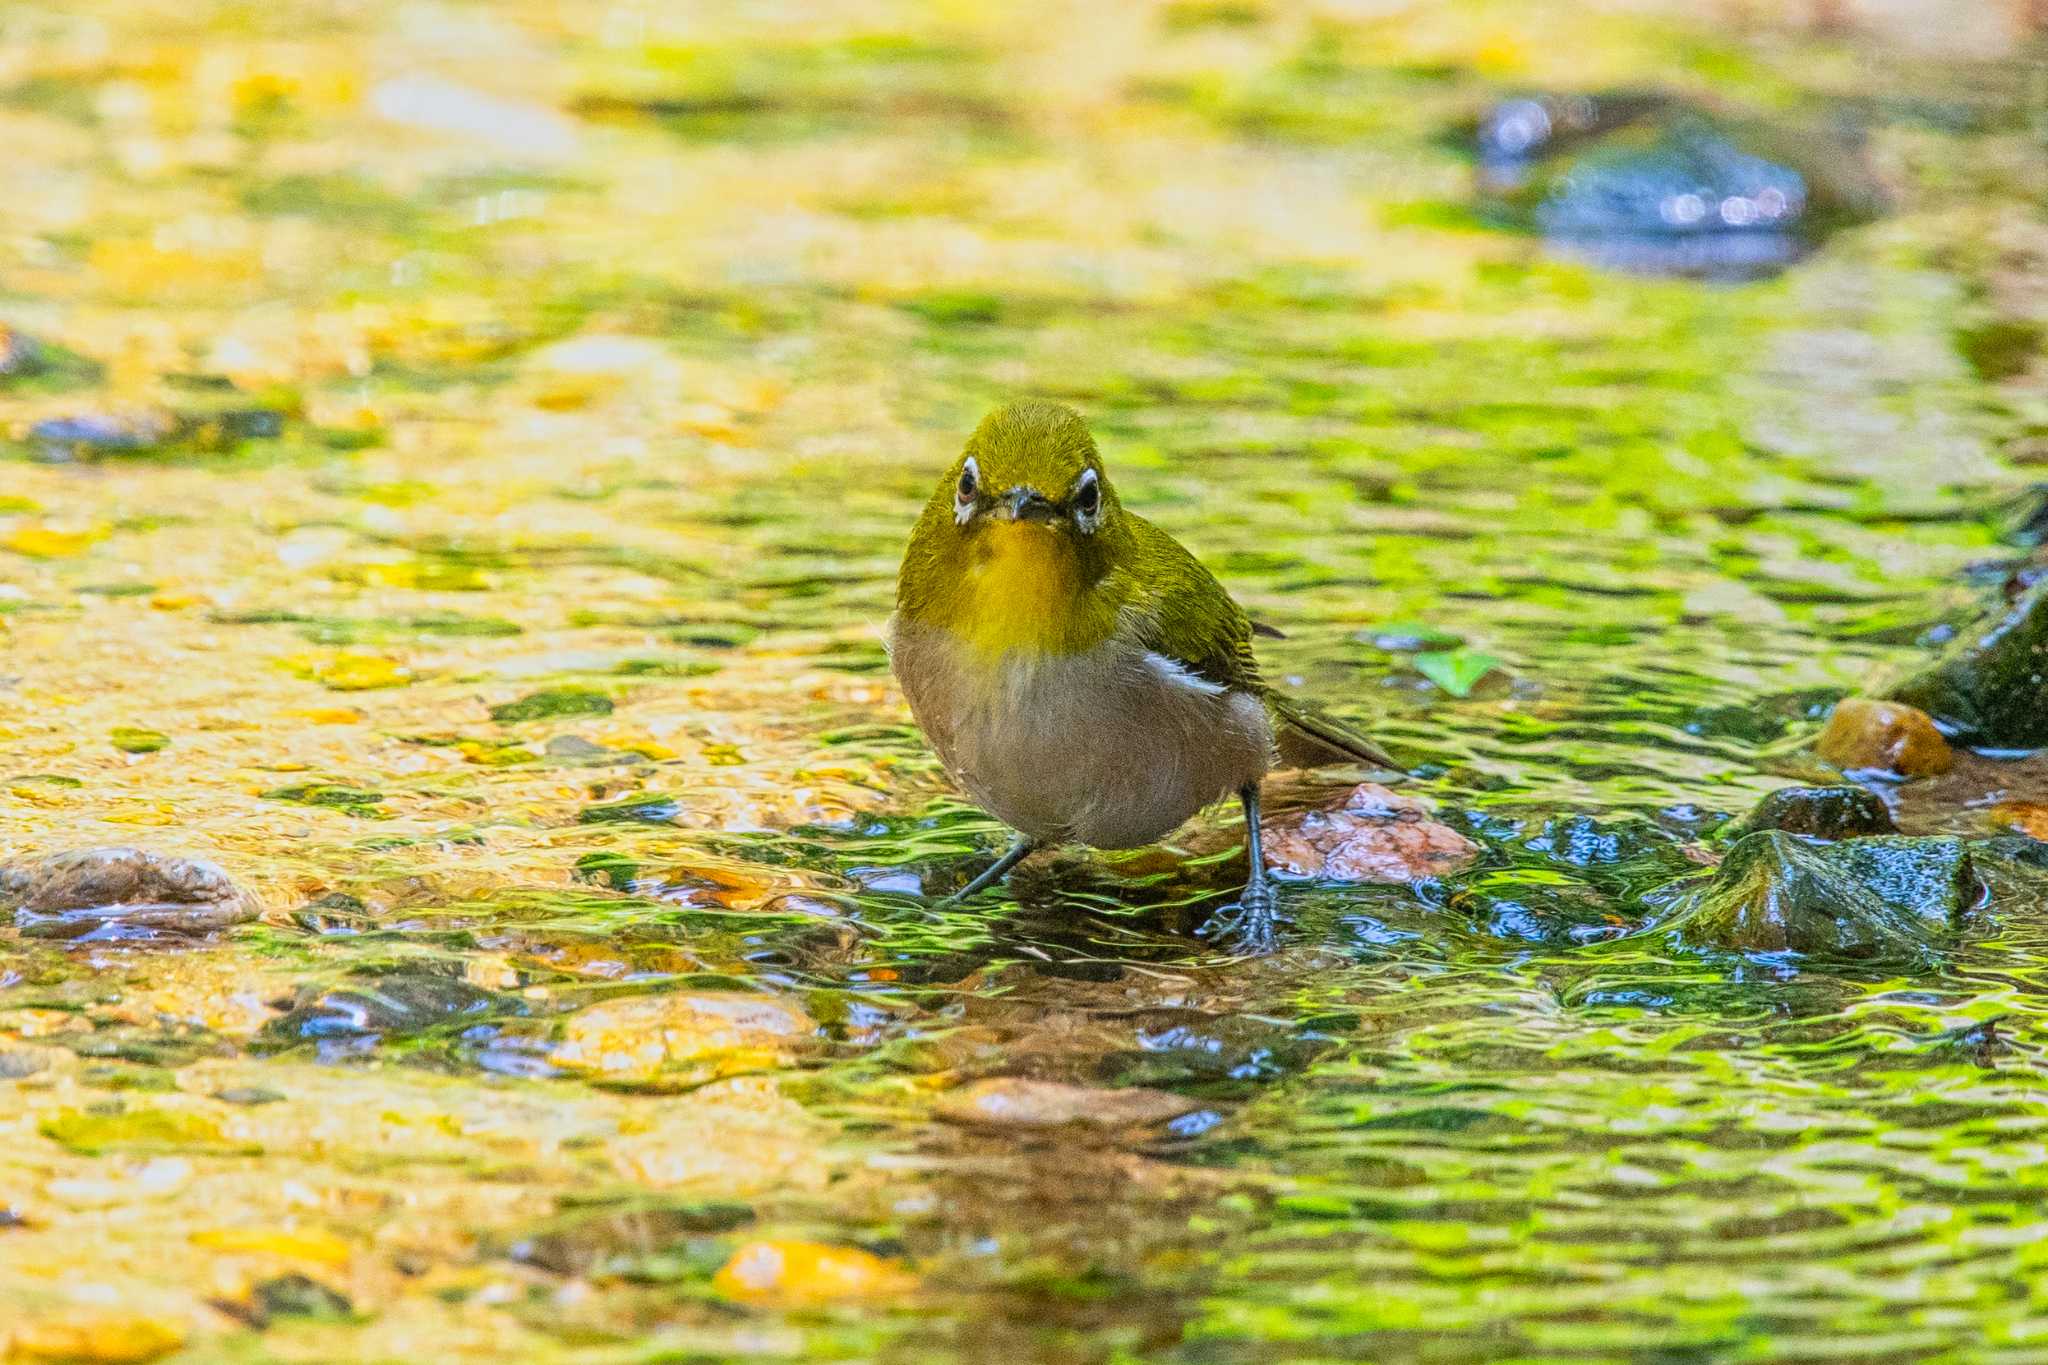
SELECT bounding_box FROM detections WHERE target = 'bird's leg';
[1201,784,1283,954]
[942,834,1037,905]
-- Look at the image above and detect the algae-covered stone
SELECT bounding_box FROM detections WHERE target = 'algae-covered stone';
[1724,785,1897,841]
[1656,831,1979,959]
[267,971,514,1042]
[1815,698,1953,777]
[1890,578,2048,748]
[490,687,614,722]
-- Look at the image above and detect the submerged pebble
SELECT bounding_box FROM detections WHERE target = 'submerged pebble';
[933,1078,1200,1130]
[548,991,814,1085]
[712,1239,914,1306]
[0,848,261,939]
[1815,698,1953,778]
[1262,783,1479,883]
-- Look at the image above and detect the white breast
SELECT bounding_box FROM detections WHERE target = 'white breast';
[889,618,1273,849]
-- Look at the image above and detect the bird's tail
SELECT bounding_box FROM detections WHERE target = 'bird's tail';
[1267,693,1405,775]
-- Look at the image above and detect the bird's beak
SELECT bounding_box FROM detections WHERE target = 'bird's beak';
[996,487,1061,525]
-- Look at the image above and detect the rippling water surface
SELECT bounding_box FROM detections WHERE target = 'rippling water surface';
[1,1,2046,1359]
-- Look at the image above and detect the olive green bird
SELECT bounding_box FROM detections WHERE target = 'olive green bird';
[890,399,1400,953]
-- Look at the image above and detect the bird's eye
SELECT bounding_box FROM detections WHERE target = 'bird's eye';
[956,459,978,503]
[1073,469,1100,519]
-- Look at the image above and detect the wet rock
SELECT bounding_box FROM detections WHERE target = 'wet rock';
[548,991,813,1086]
[0,325,101,389]
[712,1239,914,1305]
[1815,698,1953,778]
[1654,831,1980,960]
[0,847,261,938]
[1535,119,1809,279]
[0,1045,52,1078]
[1889,578,2048,749]
[28,410,176,462]
[1477,90,1671,174]
[1724,785,1897,841]
[544,734,635,766]
[212,1086,285,1106]
[27,402,286,462]
[1475,90,1887,282]
[505,1199,753,1277]
[933,1077,1199,1130]
[266,970,514,1042]
[578,795,683,825]
[1262,783,1479,883]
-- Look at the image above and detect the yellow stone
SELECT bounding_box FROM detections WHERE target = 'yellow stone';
[9,1314,186,1363]
[549,992,813,1084]
[191,1225,352,1267]
[4,525,105,559]
[713,1240,913,1305]
[281,652,413,691]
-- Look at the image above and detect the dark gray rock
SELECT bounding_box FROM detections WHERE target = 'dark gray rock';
[1724,785,1897,841]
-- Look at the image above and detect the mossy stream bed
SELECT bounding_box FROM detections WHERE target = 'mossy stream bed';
[2,1,2048,1360]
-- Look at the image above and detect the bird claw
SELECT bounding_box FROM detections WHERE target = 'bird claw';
[1199,878,1283,956]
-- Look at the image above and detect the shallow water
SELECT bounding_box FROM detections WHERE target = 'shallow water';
[2,1,2047,1360]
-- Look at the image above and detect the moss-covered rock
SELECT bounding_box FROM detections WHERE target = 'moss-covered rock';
[1655,832,1980,959]
[1889,579,2048,749]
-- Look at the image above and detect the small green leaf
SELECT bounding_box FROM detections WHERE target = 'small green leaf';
[110,726,169,753]
[1413,648,1506,698]
[490,688,614,722]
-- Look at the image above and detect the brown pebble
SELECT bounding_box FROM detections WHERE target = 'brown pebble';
[1261,783,1479,883]
[1815,698,1953,778]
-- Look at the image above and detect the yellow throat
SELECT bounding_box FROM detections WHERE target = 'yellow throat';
[948,521,1113,661]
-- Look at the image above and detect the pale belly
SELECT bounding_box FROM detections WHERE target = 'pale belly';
[889,619,1273,848]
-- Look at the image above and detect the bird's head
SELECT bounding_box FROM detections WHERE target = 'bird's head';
[940,399,1117,540]
[899,400,1127,655]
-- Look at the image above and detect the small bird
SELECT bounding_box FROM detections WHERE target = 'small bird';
[889,399,1400,953]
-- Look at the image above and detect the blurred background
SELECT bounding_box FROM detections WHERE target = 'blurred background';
[1,1,2048,1361]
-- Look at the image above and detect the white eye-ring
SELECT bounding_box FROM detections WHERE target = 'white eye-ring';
[954,456,979,524]
[1072,467,1101,531]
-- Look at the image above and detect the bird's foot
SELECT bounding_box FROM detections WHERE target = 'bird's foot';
[1199,877,1284,956]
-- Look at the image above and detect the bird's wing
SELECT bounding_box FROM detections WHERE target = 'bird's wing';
[1115,514,1263,693]
[1117,514,1404,775]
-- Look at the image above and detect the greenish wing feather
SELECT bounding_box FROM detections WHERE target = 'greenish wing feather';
[1118,513,1403,774]
[1116,514,1263,693]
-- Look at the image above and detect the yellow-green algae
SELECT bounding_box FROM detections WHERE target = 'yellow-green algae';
[0,0,2046,1360]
